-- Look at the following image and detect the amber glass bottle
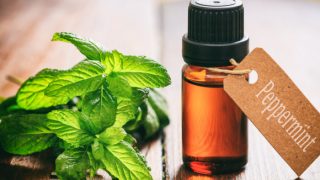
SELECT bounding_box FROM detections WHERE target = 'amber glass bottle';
[182,0,249,175]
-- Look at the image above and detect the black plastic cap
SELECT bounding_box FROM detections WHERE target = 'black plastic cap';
[183,0,249,67]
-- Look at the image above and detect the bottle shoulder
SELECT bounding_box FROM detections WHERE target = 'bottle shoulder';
[182,64,234,85]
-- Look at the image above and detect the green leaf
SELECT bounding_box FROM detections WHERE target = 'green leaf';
[0,96,16,114]
[17,69,69,110]
[52,32,104,60]
[102,50,123,75]
[113,88,148,127]
[0,97,20,116]
[123,134,137,145]
[124,106,144,131]
[82,81,117,133]
[97,127,126,145]
[55,148,89,180]
[87,151,103,178]
[131,88,149,104]
[143,102,160,139]
[0,114,56,155]
[114,98,136,127]
[91,141,152,180]
[148,89,170,128]
[102,50,171,88]
[45,61,105,98]
[55,139,74,150]
[47,110,94,147]
[106,74,132,98]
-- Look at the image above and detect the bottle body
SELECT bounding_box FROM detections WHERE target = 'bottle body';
[182,64,247,175]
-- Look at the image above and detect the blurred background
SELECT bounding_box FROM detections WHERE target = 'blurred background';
[1,0,319,108]
[0,0,319,179]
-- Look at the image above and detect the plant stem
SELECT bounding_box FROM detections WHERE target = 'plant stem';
[6,75,22,85]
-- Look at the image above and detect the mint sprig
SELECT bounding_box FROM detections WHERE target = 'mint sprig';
[0,32,171,180]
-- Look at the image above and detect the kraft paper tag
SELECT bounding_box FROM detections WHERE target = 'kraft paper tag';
[224,48,320,176]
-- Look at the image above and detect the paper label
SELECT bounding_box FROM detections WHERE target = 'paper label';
[224,48,320,176]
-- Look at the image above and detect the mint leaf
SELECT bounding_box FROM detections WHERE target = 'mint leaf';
[87,151,104,178]
[148,89,169,128]
[102,50,123,75]
[113,88,148,127]
[0,97,21,116]
[82,81,117,133]
[143,102,160,139]
[106,74,132,98]
[91,140,152,180]
[97,127,126,145]
[55,139,74,150]
[125,90,168,138]
[131,88,149,104]
[123,134,137,145]
[17,69,69,110]
[102,51,171,88]
[45,61,105,98]
[52,32,104,60]
[47,110,94,147]
[114,98,136,127]
[55,148,89,180]
[124,106,144,131]
[0,114,57,155]
[0,32,172,180]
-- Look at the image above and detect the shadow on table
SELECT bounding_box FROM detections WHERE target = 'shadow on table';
[175,165,245,180]
[0,149,108,180]
[0,149,55,180]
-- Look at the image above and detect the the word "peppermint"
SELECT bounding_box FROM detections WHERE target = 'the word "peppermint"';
[256,80,316,152]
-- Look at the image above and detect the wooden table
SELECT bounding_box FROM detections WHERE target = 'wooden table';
[0,0,319,179]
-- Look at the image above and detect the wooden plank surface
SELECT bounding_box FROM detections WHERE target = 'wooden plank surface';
[161,0,320,179]
[0,0,163,179]
[1,0,320,179]
[0,150,55,180]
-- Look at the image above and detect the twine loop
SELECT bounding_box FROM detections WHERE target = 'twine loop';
[207,59,252,75]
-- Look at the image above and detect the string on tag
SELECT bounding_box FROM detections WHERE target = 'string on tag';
[207,59,252,75]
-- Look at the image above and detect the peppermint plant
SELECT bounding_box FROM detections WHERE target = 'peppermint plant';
[0,32,171,180]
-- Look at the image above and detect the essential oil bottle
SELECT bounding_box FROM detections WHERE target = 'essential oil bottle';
[182,0,249,175]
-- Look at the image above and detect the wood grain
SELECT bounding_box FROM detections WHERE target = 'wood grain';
[0,150,54,180]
